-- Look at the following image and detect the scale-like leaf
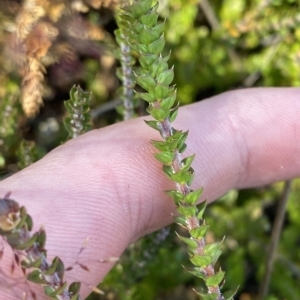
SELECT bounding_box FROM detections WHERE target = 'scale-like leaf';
[181,154,195,171]
[160,92,176,110]
[149,57,168,78]
[156,68,174,85]
[176,233,197,250]
[190,254,212,267]
[206,269,225,288]
[147,105,169,120]
[154,151,175,165]
[131,0,153,18]
[140,13,159,27]
[190,224,210,239]
[139,54,159,68]
[135,74,156,90]
[184,188,203,205]
[177,205,198,217]
[27,270,47,284]
[166,189,184,203]
[148,35,165,54]
[144,120,161,131]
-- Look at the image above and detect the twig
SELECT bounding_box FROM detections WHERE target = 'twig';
[242,35,282,87]
[258,180,292,299]
[199,0,242,70]
[90,98,122,119]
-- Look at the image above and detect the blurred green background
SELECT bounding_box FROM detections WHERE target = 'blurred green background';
[0,0,300,299]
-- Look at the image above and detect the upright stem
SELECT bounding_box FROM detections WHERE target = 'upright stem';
[258,180,292,299]
[120,38,134,120]
[156,106,222,299]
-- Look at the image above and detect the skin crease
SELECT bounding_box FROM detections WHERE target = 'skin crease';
[0,87,300,299]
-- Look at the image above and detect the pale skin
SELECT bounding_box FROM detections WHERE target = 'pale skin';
[0,88,300,299]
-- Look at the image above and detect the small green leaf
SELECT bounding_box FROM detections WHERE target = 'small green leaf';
[151,139,178,151]
[188,267,206,280]
[44,256,60,276]
[184,188,203,205]
[166,189,184,204]
[135,74,156,90]
[15,206,28,229]
[44,285,57,299]
[44,286,56,297]
[148,35,165,54]
[156,68,174,85]
[190,224,210,239]
[175,129,188,144]
[36,228,46,249]
[176,233,197,250]
[45,283,68,298]
[139,26,161,44]
[206,269,225,287]
[21,257,43,269]
[140,12,159,27]
[169,105,179,122]
[178,143,187,153]
[26,214,33,231]
[137,92,156,102]
[177,205,198,217]
[55,257,65,279]
[190,254,212,267]
[149,57,168,78]
[160,92,176,110]
[212,249,223,265]
[116,67,123,81]
[163,51,171,62]
[129,22,144,35]
[147,105,169,120]
[15,233,37,250]
[204,241,223,254]
[162,165,173,178]
[136,43,148,54]
[114,30,122,48]
[174,215,187,228]
[55,282,68,297]
[139,54,159,69]
[144,120,161,131]
[131,0,153,18]
[150,84,169,99]
[197,201,207,220]
[204,242,223,266]
[27,270,47,284]
[69,282,81,295]
[154,151,175,165]
[170,169,194,185]
[130,43,145,54]
[152,22,165,36]
[181,154,195,171]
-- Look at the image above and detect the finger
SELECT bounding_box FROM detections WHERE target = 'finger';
[0,87,299,299]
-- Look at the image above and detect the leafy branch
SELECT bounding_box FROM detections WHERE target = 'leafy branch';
[118,1,236,299]
[115,9,136,121]
[64,85,92,139]
[0,193,81,300]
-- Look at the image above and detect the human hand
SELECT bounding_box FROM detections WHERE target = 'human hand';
[0,88,300,299]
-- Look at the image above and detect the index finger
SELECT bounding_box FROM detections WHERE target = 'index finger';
[0,87,300,299]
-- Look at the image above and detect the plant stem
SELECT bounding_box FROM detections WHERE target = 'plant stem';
[120,38,134,120]
[157,110,223,298]
[258,180,292,299]
[199,0,241,71]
